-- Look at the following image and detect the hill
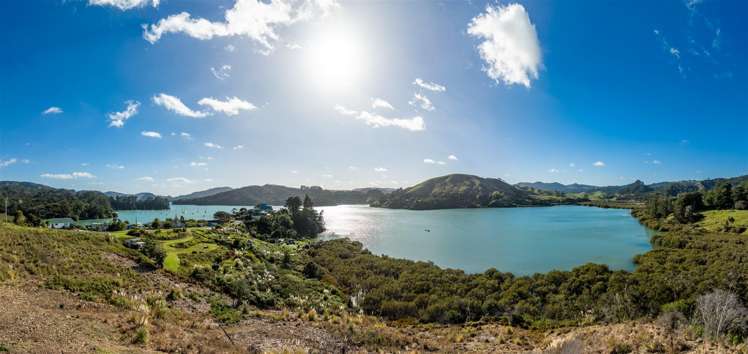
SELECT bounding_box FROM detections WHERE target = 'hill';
[0,181,113,223]
[172,186,233,201]
[106,192,170,211]
[172,184,380,206]
[371,174,543,210]
[516,181,599,193]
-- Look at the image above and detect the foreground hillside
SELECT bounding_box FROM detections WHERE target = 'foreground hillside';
[0,223,742,353]
[372,174,551,209]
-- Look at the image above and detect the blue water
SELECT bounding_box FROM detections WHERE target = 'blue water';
[115,204,256,224]
[117,204,653,275]
[318,205,653,275]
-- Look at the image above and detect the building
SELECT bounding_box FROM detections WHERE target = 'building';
[123,237,145,249]
[45,218,75,229]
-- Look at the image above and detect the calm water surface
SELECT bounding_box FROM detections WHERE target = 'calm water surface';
[116,204,255,224]
[118,204,653,275]
[318,205,653,275]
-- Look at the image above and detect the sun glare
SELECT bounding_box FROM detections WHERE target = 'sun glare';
[305,25,366,93]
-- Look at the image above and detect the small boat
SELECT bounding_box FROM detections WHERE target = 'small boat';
[424,228,431,232]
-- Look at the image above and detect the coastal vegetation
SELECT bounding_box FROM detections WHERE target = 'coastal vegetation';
[4,178,748,350]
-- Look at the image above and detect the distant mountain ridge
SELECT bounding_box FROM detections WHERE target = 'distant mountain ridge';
[172,187,233,201]
[172,184,382,206]
[515,182,599,193]
[372,174,543,210]
[517,175,748,196]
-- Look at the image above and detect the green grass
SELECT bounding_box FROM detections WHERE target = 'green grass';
[696,210,748,234]
[158,233,220,273]
[0,223,152,301]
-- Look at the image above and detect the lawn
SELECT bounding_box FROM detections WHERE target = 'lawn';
[697,209,748,234]
[160,233,220,273]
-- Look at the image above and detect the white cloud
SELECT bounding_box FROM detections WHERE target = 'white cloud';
[371,97,394,110]
[290,170,299,174]
[152,93,210,118]
[424,158,436,164]
[413,78,446,92]
[106,163,125,169]
[136,176,155,182]
[593,161,606,167]
[437,161,446,165]
[0,158,17,168]
[334,105,425,132]
[448,154,458,161]
[569,162,575,167]
[348,165,358,171]
[204,142,223,149]
[467,3,542,88]
[233,145,244,150]
[108,100,140,128]
[669,47,681,59]
[180,132,192,140]
[322,174,334,178]
[88,0,159,10]
[374,167,388,172]
[548,168,559,173]
[143,0,339,53]
[652,160,662,165]
[409,93,434,111]
[141,131,162,139]
[167,177,193,184]
[225,44,236,52]
[198,96,257,116]
[286,42,302,50]
[40,171,96,180]
[210,64,232,80]
[43,106,63,115]
[190,161,207,167]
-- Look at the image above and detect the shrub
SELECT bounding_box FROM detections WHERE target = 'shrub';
[695,289,748,340]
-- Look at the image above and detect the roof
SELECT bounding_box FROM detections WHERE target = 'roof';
[45,218,75,224]
[76,218,113,226]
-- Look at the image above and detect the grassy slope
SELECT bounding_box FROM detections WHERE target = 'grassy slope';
[696,209,748,235]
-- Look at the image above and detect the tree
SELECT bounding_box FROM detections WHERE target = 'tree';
[673,192,703,223]
[695,289,748,340]
[213,211,232,223]
[151,218,161,229]
[285,196,302,216]
[704,182,734,210]
[143,238,166,267]
[303,194,313,210]
[13,210,26,226]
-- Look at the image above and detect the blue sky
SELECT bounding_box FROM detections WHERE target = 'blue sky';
[1,0,746,195]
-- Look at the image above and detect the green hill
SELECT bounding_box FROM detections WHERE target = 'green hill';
[0,181,113,223]
[372,174,544,210]
[172,184,380,206]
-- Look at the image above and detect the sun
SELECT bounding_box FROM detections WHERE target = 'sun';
[304,24,367,93]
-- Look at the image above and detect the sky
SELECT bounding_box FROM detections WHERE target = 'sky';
[1,0,747,195]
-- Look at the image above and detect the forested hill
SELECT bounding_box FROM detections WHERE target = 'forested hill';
[371,174,544,210]
[0,181,113,223]
[516,174,748,197]
[172,187,233,201]
[172,184,383,206]
[105,192,170,210]
[515,181,598,193]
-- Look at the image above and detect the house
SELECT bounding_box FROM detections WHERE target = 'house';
[75,218,113,231]
[126,223,143,230]
[124,237,145,249]
[45,218,75,229]
[255,203,273,213]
